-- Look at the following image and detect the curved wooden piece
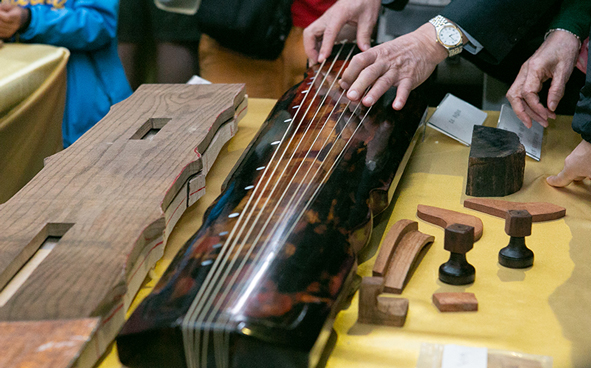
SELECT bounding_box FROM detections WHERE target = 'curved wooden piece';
[417,204,484,241]
[383,230,435,294]
[464,198,566,222]
[373,219,417,277]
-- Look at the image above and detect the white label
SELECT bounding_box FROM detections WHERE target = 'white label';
[497,104,544,161]
[427,94,488,146]
[441,344,488,368]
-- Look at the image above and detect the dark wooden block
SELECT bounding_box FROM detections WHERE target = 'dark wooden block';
[444,223,474,254]
[466,126,525,197]
[505,209,532,237]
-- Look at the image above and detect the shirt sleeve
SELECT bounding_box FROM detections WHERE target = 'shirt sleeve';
[548,0,591,41]
[19,0,118,52]
[456,24,484,55]
[572,44,591,143]
[441,0,559,65]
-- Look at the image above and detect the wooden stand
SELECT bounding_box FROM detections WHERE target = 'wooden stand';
[466,126,525,197]
[358,277,408,327]
[0,84,246,368]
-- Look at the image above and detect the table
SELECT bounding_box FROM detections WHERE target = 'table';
[99,99,591,368]
[0,44,69,204]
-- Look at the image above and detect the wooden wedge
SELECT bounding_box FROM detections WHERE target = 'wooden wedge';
[417,204,483,241]
[464,198,566,222]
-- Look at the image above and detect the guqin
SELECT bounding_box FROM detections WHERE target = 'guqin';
[117,43,427,367]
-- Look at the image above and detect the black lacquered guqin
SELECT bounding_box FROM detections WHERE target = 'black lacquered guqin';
[117,43,427,368]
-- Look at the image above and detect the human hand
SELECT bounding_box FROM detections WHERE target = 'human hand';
[506,30,580,128]
[546,140,591,187]
[303,0,381,65]
[0,4,28,39]
[339,23,448,110]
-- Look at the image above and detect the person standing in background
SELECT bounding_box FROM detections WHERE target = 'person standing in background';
[0,0,132,148]
[199,0,336,99]
[117,0,201,90]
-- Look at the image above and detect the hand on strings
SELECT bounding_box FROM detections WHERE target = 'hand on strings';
[339,23,448,110]
[0,4,28,39]
[506,30,580,128]
[303,0,381,65]
[546,140,591,187]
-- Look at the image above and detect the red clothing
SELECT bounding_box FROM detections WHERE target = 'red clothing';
[291,0,336,28]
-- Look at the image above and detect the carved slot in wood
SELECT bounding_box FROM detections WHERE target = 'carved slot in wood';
[130,118,172,141]
[0,223,74,307]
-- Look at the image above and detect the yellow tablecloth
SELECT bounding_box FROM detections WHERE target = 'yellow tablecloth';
[99,99,590,368]
[0,44,69,204]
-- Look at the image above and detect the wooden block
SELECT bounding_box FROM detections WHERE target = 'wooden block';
[466,126,525,197]
[0,84,245,368]
[505,210,532,237]
[432,292,478,312]
[373,219,417,277]
[464,198,566,222]
[417,204,483,241]
[0,319,99,368]
[444,223,474,254]
[358,276,384,323]
[358,277,408,327]
[383,230,435,294]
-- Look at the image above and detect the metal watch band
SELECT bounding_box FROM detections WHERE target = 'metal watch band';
[429,15,463,57]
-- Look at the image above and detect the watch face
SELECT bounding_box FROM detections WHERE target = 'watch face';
[438,25,461,47]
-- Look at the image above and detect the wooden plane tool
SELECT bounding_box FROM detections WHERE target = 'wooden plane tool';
[464,198,566,222]
[417,204,483,241]
[358,277,408,327]
[0,84,246,368]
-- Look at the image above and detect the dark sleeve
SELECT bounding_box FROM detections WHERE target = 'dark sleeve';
[548,0,591,40]
[381,0,409,11]
[572,34,591,143]
[441,0,559,65]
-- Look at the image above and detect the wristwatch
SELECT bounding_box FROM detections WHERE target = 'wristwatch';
[429,15,464,57]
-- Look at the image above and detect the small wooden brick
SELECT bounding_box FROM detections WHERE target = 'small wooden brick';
[432,292,478,312]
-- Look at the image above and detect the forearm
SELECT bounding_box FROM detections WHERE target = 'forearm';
[19,1,117,51]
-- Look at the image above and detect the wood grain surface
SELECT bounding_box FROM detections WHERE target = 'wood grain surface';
[383,230,435,294]
[0,84,245,367]
[466,126,525,197]
[464,198,566,222]
[417,204,483,241]
[0,319,99,368]
[373,219,417,277]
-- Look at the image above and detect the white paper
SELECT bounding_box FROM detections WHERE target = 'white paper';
[187,75,212,85]
[497,104,544,161]
[427,94,488,146]
[441,344,488,368]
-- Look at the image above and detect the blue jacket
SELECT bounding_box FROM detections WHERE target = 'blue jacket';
[19,0,132,147]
